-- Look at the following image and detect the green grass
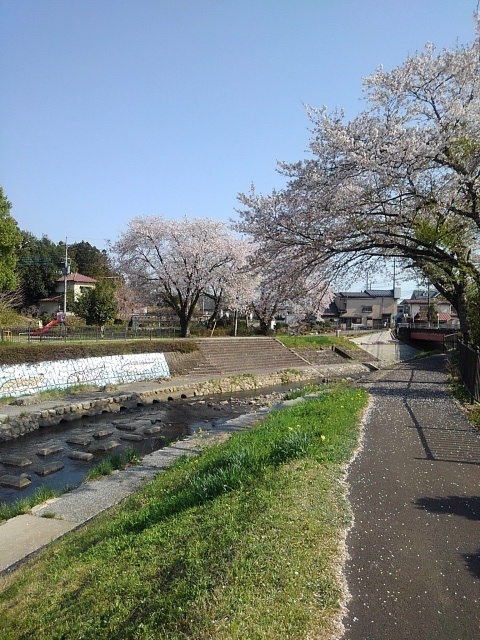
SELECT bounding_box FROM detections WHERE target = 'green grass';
[0,485,68,522]
[412,348,444,360]
[85,448,141,480]
[284,383,326,400]
[0,387,368,639]
[278,334,360,350]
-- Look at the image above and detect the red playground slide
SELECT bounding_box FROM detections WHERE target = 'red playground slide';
[30,319,60,336]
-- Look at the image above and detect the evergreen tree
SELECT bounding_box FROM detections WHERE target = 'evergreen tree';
[68,241,113,279]
[17,232,63,308]
[0,187,22,291]
[73,280,118,326]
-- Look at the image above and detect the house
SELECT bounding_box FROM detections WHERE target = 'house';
[398,288,460,328]
[322,288,401,329]
[39,272,97,316]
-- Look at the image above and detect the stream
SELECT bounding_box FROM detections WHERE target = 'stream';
[0,386,292,506]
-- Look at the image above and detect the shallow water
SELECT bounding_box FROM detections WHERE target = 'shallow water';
[0,385,296,506]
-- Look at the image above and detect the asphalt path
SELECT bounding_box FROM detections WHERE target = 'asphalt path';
[343,355,480,639]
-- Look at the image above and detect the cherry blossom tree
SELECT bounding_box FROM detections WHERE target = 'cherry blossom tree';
[112,215,244,337]
[245,253,333,335]
[237,16,480,342]
[201,236,252,328]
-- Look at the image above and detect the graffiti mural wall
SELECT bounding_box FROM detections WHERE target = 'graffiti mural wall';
[0,353,171,398]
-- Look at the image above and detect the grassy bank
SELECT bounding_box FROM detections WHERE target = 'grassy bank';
[0,386,368,639]
[0,338,197,365]
[278,334,360,351]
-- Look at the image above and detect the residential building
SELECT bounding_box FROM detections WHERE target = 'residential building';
[322,288,401,329]
[398,288,460,328]
[39,272,97,316]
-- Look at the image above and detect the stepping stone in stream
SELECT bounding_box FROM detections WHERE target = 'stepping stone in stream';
[90,440,120,453]
[143,425,163,435]
[0,473,31,489]
[131,419,156,429]
[68,450,94,461]
[35,461,65,477]
[119,433,144,442]
[114,424,137,432]
[0,455,32,467]
[66,436,92,446]
[36,444,63,457]
[92,429,114,439]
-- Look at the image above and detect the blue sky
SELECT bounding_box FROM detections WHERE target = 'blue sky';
[1,0,477,290]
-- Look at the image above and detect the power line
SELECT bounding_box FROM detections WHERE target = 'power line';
[17,258,61,266]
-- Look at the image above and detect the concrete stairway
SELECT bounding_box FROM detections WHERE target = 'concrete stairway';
[191,337,311,376]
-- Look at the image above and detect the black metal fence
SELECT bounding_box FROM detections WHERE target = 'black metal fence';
[457,340,480,403]
[0,324,183,343]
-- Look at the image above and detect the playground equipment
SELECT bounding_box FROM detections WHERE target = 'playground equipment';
[30,319,60,336]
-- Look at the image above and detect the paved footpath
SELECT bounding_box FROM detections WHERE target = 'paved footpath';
[344,355,480,640]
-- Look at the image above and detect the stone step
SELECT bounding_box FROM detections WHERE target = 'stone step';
[191,338,308,376]
[0,455,32,467]
[66,436,92,446]
[0,473,31,489]
[68,450,94,462]
[114,424,137,432]
[143,425,164,435]
[92,429,114,439]
[35,461,65,476]
[119,433,144,442]
[36,444,63,457]
[89,440,120,453]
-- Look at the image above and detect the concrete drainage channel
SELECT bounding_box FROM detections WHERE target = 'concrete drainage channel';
[0,388,290,507]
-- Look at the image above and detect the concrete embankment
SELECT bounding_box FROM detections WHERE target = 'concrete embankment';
[0,337,369,441]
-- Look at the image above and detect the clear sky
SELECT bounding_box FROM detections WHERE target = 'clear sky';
[1,0,477,291]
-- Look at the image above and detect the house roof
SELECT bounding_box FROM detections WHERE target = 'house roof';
[366,289,396,297]
[403,297,449,305]
[404,298,428,305]
[414,312,452,322]
[55,272,97,284]
[321,301,340,316]
[336,289,395,299]
[411,288,440,300]
[337,291,371,298]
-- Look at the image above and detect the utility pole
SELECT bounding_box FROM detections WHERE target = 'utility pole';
[62,238,70,316]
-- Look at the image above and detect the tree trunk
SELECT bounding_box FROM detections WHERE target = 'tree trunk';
[436,279,471,344]
[454,288,471,344]
[258,321,269,335]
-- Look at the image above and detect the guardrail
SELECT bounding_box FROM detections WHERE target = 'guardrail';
[396,326,459,351]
